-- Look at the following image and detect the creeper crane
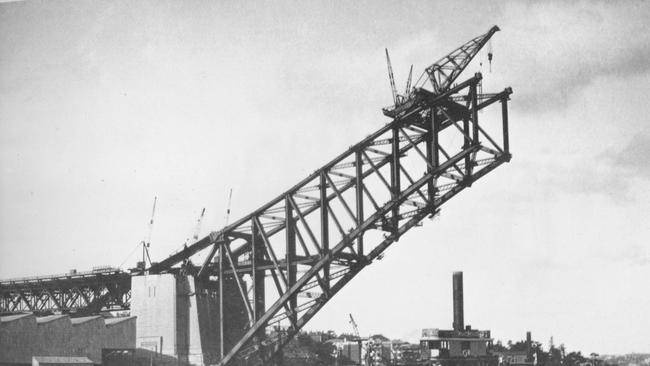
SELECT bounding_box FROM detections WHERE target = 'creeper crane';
[385,48,414,110]
[349,313,361,339]
[383,25,500,118]
[141,196,156,267]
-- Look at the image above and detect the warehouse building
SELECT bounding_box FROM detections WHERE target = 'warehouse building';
[419,272,498,366]
[0,313,135,365]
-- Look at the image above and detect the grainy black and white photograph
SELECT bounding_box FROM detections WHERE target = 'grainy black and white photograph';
[1,1,649,366]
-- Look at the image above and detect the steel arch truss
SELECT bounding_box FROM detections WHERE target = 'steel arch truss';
[146,72,512,365]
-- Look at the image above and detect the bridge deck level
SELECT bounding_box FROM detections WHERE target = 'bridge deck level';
[0,268,132,316]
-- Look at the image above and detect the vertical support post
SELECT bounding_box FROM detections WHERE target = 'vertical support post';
[391,126,401,233]
[501,97,510,155]
[463,115,471,178]
[285,195,297,326]
[218,244,224,359]
[320,171,330,290]
[427,107,440,203]
[251,225,265,322]
[471,82,479,145]
[355,151,364,255]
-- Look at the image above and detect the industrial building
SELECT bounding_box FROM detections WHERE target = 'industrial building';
[419,272,497,366]
[492,332,536,366]
[0,313,134,365]
[0,273,248,366]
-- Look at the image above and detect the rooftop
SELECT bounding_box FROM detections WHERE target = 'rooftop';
[105,316,135,326]
[32,356,93,364]
[36,315,67,324]
[0,313,33,323]
[70,316,102,325]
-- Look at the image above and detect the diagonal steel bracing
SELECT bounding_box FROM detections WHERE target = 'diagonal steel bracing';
[140,69,512,365]
[0,268,131,316]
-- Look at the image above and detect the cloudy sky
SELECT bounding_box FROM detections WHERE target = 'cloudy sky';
[1,0,649,355]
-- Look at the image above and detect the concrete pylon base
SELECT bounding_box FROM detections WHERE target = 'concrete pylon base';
[131,273,246,365]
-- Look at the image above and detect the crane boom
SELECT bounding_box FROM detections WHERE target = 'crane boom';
[385,49,398,106]
[404,64,413,98]
[146,196,157,246]
[141,196,156,266]
[416,25,500,94]
[192,208,206,241]
[349,313,361,339]
[384,26,500,118]
[224,188,233,227]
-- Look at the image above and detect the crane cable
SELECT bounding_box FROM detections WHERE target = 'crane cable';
[224,188,233,227]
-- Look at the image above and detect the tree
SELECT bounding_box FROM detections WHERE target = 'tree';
[510,340,529,352]
[564,351,586,366]
[491,340,508,352]
[287,333,335,366]
[370,334,390,342]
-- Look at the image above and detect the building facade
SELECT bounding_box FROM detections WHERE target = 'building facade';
[419,272,498,366]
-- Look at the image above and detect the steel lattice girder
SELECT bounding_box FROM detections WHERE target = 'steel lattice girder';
[142,71,512,365]
[0,270,131,316]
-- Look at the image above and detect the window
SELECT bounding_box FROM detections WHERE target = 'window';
[462,341,471,350]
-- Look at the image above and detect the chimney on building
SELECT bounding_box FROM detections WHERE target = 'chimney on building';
[452,271,464,331]
[526,331,532,360]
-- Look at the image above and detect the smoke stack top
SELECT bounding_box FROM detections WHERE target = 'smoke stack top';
[453,271,464,331]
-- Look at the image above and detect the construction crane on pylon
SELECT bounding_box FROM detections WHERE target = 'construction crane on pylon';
[349,313,361,340]
[385,49,413,110]
[224,188,233,227]
[140,196,156,267]
[184,207,206,246]
[383,25,500,118]
[193,208,206,241]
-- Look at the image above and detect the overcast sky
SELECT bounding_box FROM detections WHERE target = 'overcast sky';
[1,0,649,355]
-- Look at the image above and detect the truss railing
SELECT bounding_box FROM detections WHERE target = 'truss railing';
[0,269,131,316]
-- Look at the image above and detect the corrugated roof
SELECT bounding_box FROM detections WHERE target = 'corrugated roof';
[33,356,93,363]
[105,316,135,326]
[0,313,33,323]
[36,315,68,324]
[70,315,102,325]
